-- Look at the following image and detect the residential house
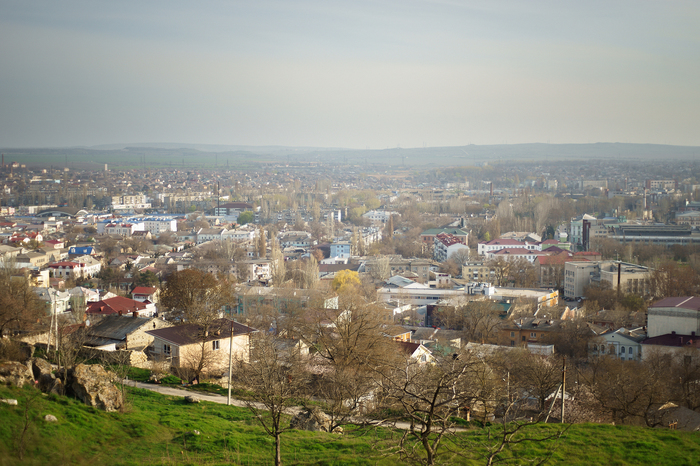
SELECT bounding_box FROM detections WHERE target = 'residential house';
[197,227,228,244]
[395,341,435,364]
[49,256,101,279]
[86,296,157,319]
[131,286,160,304]
[67,286,100,316]
[15,251,50,268]
[498,317,563,348]
[238,259,272,282]
[146,319,257,374]
[34,287,71,314]
[84,314,172,351]
[590,327,645,361]
[68,246,96,256]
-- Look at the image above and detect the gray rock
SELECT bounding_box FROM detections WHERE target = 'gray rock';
[48,378,65,396]
[0,361,35,387]
[44,414,58,422]
[290,407,342,433]
[67,364,123,412]
[31,358,53,381]
[184,395,200,404]
[38,372,56,393]
[0,399,18,405]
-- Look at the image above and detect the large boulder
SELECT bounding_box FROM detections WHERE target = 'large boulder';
[48,378,65,396]
[37,372,56,392]
[290,407,342,433]
[30,358,53,381]
[67,364,123,412]
[0,361,34,387]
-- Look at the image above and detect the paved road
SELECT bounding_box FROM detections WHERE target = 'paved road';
[129,380,465,432]
[131,381,247,406]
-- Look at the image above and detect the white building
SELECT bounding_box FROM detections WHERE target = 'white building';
[590,328,644,361]
[196,227,228,244]
[330,241,352,259]
[477,239,541,256]
[48,256,102,279]
[484,248,548,263]
[104,222,145,236]
[433,233,469,263]
[362,210,400,223]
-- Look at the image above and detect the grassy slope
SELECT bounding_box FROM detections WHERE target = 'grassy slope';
[0,384,699,466]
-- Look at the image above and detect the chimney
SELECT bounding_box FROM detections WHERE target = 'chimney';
[133,311,138,318]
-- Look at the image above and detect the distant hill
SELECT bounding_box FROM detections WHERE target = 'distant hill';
[0,142,697,170]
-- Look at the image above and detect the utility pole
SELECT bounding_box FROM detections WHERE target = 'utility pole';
[561,357,567,423]
[227,320,234,406]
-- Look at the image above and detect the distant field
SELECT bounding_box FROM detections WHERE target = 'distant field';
[1,384,699,466]
[0,149,269,171]
[2,142,698,171]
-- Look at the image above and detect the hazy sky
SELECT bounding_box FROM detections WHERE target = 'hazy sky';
[1,0,699,148]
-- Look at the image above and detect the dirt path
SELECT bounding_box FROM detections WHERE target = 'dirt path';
[129,380,469,432]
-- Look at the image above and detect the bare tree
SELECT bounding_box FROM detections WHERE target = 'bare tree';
[377,350,484,466]
[582,353,670,426]
[510,352,562,416]
[269,239,286,286]
[299,296,394,431]
[0,261,45,338]
[487,258,511,287]
[239,331,310,466]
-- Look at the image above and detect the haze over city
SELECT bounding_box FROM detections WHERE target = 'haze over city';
[2,0,699,149]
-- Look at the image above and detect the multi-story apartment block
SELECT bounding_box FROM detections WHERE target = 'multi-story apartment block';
[646,179,677,191]
[364,257,431,282]
[564,260,650,299]
[434,233,469,262]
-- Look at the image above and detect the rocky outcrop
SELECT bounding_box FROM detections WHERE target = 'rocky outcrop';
[290,407,342,433]
[30,358,53,381]
[185,395,200,404]
[66,364,123,412]
[0,361,34,387]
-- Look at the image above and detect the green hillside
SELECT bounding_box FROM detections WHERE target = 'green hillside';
[0,384,699,466]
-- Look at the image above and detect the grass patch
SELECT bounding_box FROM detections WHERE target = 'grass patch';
[1,384,700,465]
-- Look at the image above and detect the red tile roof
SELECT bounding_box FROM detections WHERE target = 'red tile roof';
[87,296,148,316]
[132,287,157,296]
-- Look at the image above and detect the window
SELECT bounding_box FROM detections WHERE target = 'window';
[163,344,171,355]
[620,347,625,354]
[530,332,537,338]
[510,340,515,347]
[510,331,515,337]
[212,340,220,350]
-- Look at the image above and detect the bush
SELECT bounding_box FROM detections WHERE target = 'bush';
[0,339,29,362]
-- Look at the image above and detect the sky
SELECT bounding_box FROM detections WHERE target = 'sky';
[1,0,699,149]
